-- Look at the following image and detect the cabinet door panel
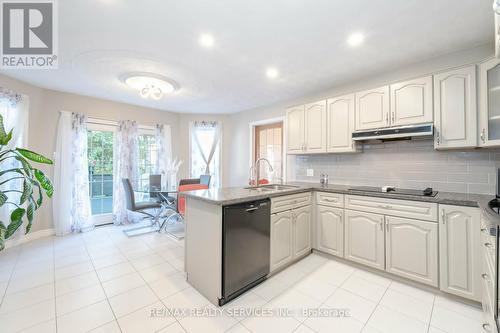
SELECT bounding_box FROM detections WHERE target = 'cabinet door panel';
[479,57,500,147]
[355,86,390,130]
[286,106,305,154]
[439,205,481,301]
[390,76,433,126]
[316,206,344,257]
[270,211,293,272]
[345,210,385,270]
[327,94,357,153]
[294,205,311,258]
[305,100,327,153]
[385,216,438,286]
[434,66,477,149]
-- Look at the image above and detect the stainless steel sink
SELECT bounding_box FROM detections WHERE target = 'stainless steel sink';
[245,184,299,192]
[259,184,299,191]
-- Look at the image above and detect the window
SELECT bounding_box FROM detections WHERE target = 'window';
[190,121,221,188]
[87,127,114,216]
[137,131,158,189]
[254,122,283,182]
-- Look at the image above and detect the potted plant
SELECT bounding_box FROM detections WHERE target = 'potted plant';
[0,114,53,251]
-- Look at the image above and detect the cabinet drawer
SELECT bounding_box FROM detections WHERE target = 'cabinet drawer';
[316,191,344,208]
[271,193,311,213]
[345,195,438,222]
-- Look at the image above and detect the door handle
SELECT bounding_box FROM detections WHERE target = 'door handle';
[481,129,486,143]
[391,112,395,123]
[385,112,389,124]
[482,273,490,281]
[441,209,445,224]
[483,323,491,332]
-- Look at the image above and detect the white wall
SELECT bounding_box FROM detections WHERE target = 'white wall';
[227,44,495,188]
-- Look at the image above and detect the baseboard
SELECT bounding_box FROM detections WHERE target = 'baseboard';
[5,228,55,249]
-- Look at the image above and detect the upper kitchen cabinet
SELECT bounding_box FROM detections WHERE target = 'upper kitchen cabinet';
[434,66,477,149]
[304,100,327,153]
[479,57,500,147]
[355,85,390,130]
[286,105,305,154]
[286,101,327,154]
[327,94,358,153]
[390,76,433,126]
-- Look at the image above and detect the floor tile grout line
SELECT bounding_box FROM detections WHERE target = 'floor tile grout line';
[52,237,58,333]
[427,296,436,333]
[82,233,123,333]
[0,244,22,307]
[360,278,392,331]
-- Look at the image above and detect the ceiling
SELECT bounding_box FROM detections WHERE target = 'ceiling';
[1,0,494,114]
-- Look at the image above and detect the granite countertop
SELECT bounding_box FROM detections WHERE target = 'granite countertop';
[182,181,493,208]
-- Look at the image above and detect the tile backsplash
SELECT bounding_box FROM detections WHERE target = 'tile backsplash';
[293,139,500,195]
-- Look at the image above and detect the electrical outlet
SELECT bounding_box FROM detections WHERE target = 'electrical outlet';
[306,169,314,177]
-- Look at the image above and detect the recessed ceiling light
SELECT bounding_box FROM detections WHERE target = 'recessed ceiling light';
[123,73,178,100]
[266,67,279,79]
[347,32,365,47]
[199,33,215,48]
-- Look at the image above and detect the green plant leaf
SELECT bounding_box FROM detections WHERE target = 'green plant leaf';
[0,114,6,139]
[15,155,33,177]
[5,208,25,239]
[25,201,35,234]
[15,148,53,165]
[34,170,53,197]
[0,129,12,146]
[0,222,5,251]
[32,181,43,207]
[0,192,7,206]
[19,179,32,205]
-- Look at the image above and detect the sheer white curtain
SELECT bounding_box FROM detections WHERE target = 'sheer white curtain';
[112,120,138,225]
[0,89,29,239]
[52,111,92,235]
[154,124,172,188]
[190,121,221,188]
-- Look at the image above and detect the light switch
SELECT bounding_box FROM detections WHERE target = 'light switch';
[306,169,314,177]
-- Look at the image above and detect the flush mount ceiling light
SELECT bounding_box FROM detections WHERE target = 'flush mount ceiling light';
[347,32,365,47]
[199,33,215,48]
[123,73,178,100]
[266,67,279,79]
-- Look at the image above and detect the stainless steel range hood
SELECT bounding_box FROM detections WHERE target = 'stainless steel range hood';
[352,123,433,141]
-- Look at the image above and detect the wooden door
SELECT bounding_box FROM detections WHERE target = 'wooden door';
[254,122,283,183]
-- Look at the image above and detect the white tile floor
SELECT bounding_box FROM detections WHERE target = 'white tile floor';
[0,225,486,333]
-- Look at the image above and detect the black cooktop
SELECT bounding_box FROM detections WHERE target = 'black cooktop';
[348,186,438,197]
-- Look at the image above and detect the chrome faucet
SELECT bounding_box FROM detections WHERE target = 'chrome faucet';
[254,158,274,186]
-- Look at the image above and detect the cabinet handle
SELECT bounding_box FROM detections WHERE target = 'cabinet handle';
[386,221,389,232]
[436,129,440,145]
[481,228,488,233]
[483,323,491,332]
[391,112,395,123]
[482,273,490,281]
[441,209,445,224]
[481,129,486,143]
[379,221,383,231]
[485,242,493,248]
[386,112,389,124]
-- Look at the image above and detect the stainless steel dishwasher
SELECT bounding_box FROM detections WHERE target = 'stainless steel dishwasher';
[220,199,270,305]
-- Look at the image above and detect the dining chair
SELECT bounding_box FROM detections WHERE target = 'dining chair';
[122,178,163,237]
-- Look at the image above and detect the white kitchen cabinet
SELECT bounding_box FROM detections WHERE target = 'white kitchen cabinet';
[293,205,312,258]
[304,100,327,153]
[270,210,294,272]
[355,86,390,130]
[439,204,481,301]
[385,216,438,287]
[327,94,357,153]
[316,205,344,257]
[345,210,385,270]
[479,57,500,147]
[434,66,477,149]
[286,105,305,154]
[389,76,433,126]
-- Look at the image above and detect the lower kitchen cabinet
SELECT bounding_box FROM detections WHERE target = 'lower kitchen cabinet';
[270,210,294,272]
[294,205,312,258]
[345,210,385,270]
[316,205,344,257]
[439,204,481,301]
[270,205,311,272]
[385,216,438,287]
